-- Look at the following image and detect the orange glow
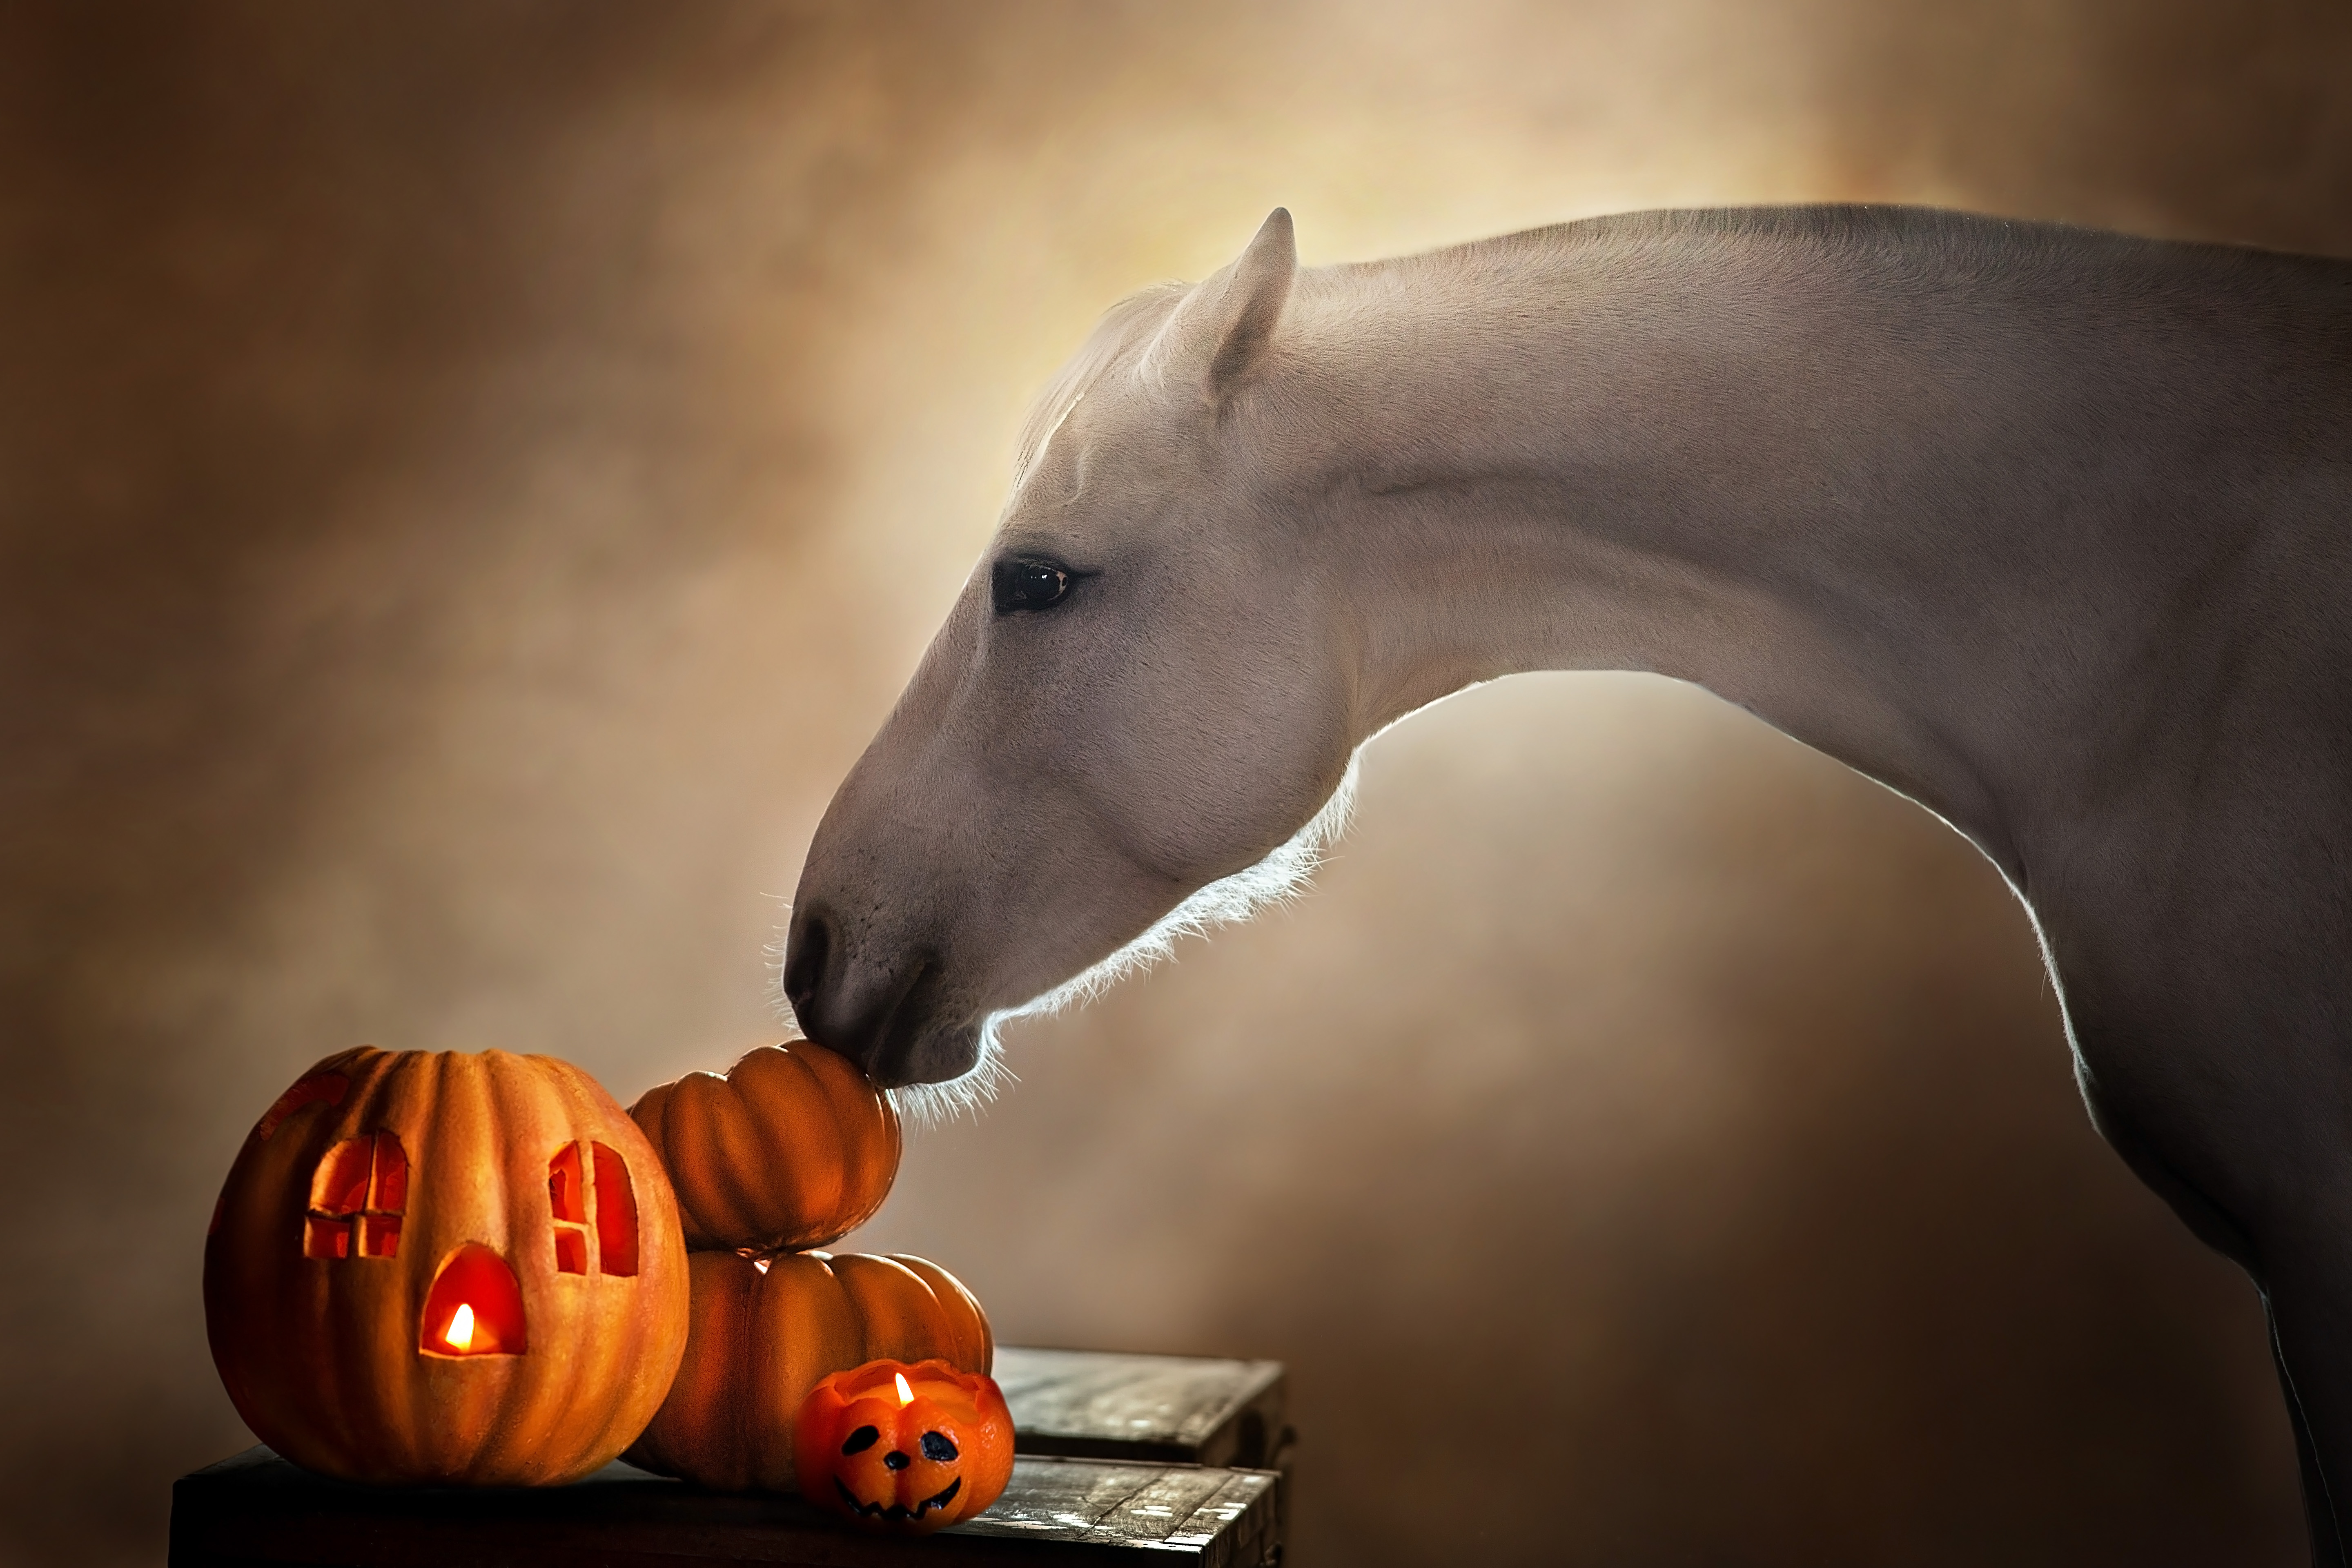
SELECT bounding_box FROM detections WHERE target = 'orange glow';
[419,1242,526,1356]
[894,1371,914,1405]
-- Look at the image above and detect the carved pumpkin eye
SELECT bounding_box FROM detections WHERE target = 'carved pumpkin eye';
[841,1425,880,1455]
[548,1140,641,1276]
[303,1133,406,1260]
[921,1431,958,1462]
[991,557,1073,614]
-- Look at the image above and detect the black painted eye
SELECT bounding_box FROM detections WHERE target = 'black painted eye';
[841,1425,880,1455]
[921,1431,958,1462]
[992,557,1073,614]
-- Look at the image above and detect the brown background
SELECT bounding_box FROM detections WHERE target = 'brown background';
[5,2,2351,1564]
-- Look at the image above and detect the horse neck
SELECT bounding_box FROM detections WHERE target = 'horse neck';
[1276,211,2327,879]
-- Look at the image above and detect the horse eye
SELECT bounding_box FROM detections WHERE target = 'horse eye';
[992,557,1073,614]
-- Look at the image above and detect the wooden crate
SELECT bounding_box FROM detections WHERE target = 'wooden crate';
[171,1348,1289,1568]
[993,1347,1291,1470]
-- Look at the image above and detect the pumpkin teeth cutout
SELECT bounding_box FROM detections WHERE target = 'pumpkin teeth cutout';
[303,1133,406,1261]
[420,1243,527,1357]
[834,1475,963,1521]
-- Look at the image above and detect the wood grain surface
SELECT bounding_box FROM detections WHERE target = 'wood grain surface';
[993,1348,1289,1469]
[171,1448,1282,1567]
[170,1349,1287,1567]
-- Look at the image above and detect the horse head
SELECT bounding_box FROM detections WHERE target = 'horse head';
[785,210,1363,1100]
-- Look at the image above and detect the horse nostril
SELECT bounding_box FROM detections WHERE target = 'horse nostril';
[784,909,833,1020]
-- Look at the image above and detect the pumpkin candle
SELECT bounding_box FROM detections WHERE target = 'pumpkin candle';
[795,1357,1014,1532]
[624,1248,991,1492]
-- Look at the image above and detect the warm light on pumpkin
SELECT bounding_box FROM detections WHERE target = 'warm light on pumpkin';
[796,1358,1015,1533]
[628,1043,900,1254]
[204,1046,690,1487]
[625,1250,993,1494]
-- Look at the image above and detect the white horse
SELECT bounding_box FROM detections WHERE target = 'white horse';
[785,206,2352,1559]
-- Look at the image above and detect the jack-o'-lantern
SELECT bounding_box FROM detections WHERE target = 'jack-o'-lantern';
[625,1249,990,1492]
[628,1041,900,1253]
[796,1359,1013,1532]
[204,1047,690,1486]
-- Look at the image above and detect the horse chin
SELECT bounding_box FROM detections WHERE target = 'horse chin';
[873,1015,984,1091]
[873,1017,1015,1127]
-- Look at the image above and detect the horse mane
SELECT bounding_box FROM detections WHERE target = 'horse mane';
[1009,281,1188,492]
[1369,203,2346,316]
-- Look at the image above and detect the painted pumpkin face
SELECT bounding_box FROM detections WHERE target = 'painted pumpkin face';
[203,1047,689,1486]
[795,1359,1013,1532]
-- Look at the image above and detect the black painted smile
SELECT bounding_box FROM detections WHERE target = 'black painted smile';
[835,1475,963,1522]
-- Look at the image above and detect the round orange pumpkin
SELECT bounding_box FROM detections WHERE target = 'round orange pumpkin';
[204,1048,690,1486]
[797,1359,1015,1532]
[625,1249,991,1492]
[628,1042,900,1254]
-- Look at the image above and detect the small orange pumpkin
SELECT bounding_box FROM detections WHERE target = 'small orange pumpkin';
[629,1042,900,1254]
[203,1048,689,1486]
[625,1249,991,1492]
[797,1359,1014,1532]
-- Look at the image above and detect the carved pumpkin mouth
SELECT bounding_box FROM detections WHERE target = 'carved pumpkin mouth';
[834,1475,963,1522]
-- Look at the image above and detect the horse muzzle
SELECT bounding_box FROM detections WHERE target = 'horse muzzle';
[783,905,983,1087]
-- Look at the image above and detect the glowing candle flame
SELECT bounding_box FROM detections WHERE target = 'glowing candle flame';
[894,1371,914,1405]
[446,1302,475,1352]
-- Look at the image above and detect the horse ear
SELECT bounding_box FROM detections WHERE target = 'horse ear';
[1148,208,1296,404]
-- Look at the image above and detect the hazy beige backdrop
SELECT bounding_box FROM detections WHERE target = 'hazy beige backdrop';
[7,2,2351,1563]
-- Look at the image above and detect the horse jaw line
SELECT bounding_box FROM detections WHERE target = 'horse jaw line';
[886,1041,1020,1129]
[901,751,1364,1127]
[767,760,1358,1129]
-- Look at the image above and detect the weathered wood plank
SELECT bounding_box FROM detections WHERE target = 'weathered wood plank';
[172,1350,1292,1566]
[169,1448,1283,1568]
[993,1348,1290,1470]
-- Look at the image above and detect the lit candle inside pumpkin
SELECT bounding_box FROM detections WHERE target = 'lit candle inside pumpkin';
[445,1303,475,1352]
[797,1358,1016,1535]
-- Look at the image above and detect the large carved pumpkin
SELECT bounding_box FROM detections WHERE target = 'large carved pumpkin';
[625,1249,991,1492]
[204,1048,690,1486]
[628,1042,900,1254]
